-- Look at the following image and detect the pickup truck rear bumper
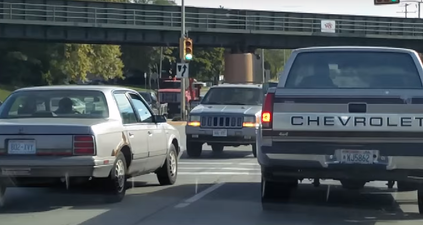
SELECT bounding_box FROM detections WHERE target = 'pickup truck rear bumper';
[259,141,423,182]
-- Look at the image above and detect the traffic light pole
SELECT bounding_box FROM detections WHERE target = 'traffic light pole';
[180,0,186,121]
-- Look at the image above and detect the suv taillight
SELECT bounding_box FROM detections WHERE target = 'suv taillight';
[261,93,274,129]
[73,135,95,155]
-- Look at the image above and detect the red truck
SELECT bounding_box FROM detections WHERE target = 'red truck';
[158,77,202,118]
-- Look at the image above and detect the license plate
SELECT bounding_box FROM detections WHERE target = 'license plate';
[1,168,31,176]
[213,129,227,137]
[8,140,36,155]
[340,150,375,164]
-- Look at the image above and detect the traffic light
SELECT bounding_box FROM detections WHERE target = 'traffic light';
[184,38,193,61]
[374,0,400,5]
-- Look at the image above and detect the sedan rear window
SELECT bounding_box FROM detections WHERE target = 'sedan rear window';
[285,51,422,89]
[0,90,109,118]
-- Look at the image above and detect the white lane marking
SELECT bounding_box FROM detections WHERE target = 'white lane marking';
[179,162,259,166]
[174,183,225,208]
[238,162,258,165]
[179,167,259,171]
[195,178,198,194]
[179,162,233,165]
[178,172,261,175]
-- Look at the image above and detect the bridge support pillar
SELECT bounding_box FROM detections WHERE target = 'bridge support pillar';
[223,47,263,84]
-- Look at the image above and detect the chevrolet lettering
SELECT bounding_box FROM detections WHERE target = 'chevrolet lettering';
[290,116,423,127]
[258,46,423,213]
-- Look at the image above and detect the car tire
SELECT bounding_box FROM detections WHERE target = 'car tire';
[211,145,224,153]
[418,187,423,214]
[0,185,6,208]
[397,181,418,192]
[252,144,257,158]
[261,176,292,210]
[156,144,178,186]
[103,152,127,203]
[187,141,203,158]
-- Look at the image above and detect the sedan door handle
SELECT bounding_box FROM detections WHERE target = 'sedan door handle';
[148,131,152,135]
[128,132,134,137]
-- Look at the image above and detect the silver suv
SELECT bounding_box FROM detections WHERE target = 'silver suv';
[185,84,263,157]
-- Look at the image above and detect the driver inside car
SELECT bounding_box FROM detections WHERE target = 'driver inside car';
[55,97,76,114]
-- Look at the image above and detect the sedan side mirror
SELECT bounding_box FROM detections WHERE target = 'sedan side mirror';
[154,115,167,123]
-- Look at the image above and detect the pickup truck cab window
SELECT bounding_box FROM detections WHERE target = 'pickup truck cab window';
[129,93,153,123]
[113,93,138,124]
[285,51,422,89]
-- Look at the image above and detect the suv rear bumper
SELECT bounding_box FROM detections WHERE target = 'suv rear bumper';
[259,141,423,182]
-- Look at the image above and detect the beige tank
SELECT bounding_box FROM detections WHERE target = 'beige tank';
[224,53,262,84]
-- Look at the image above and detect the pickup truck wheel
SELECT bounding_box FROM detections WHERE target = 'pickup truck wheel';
[397,181,418,192]
[252,144,257,157]
[211,145,224,153]
[104,152,127,203]
[156,144,178,185]
[261,177,292,210]
[418,187,423,214]
[0,185,6,208]
[187,142,203,158]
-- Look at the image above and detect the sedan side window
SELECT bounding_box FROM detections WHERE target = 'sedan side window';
[113,93,138,124]
[129,93,153,122]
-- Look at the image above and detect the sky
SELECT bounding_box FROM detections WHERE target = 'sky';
[174,0,421,18]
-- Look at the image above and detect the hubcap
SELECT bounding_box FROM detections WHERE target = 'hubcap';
[169,151,177,176]
[115,160,125,192]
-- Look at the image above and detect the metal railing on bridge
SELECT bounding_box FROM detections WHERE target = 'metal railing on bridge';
[1,1,423,39]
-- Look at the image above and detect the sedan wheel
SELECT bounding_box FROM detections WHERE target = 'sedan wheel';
[156,144,178,185]
[103,152,127,203]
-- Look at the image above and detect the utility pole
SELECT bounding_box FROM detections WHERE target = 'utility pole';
[261,49,265,83]
[158,46,163,90]
[180,0,186,120]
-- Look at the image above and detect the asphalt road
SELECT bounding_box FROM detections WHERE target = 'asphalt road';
[1,125,423,225]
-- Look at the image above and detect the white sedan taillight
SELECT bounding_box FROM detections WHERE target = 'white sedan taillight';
[73,135,95,155]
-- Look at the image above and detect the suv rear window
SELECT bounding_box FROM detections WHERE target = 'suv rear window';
[285,51,422,89]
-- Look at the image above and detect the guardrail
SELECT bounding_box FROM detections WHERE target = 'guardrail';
[1,2,423,38]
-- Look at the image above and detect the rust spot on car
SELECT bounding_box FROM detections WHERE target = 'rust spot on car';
[112,131,130,156]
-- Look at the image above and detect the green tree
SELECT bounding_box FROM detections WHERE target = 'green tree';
[189,47,225,80]
[264,49,292,79]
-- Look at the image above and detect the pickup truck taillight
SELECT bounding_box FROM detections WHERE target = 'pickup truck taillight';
[73,135,95,155]
[262,93,274,129]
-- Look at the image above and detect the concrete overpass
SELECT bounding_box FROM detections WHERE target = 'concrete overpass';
[1,0,423,51]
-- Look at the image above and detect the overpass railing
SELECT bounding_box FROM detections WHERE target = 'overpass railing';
[1,1,423,38]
